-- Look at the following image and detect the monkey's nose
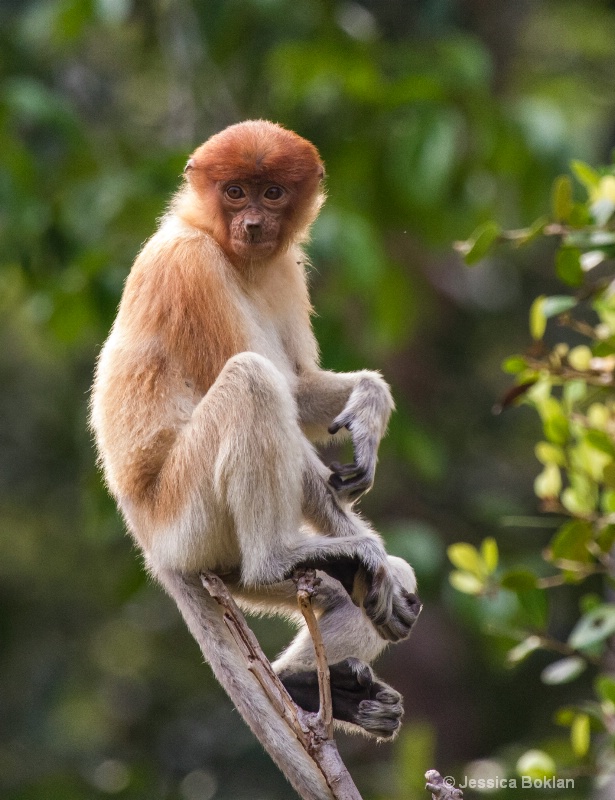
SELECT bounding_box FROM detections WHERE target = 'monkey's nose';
[244,218,262,236]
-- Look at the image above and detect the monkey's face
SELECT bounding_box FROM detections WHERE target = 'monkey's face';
[220,182,291,261]
[184,120,325,266]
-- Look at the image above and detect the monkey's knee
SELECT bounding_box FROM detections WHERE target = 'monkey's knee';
[221,352,298,418]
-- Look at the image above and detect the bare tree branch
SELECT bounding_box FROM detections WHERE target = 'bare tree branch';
[425,770,464,800]
[295,568,334,738]
[200,570,363,800]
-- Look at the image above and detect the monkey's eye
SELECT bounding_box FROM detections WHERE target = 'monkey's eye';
[225,185,245,200]
[264,186,284,201]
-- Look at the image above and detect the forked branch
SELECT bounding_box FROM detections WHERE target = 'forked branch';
[201,570,445,800]
[200,569,362,800]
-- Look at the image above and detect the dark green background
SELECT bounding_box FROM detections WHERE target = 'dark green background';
[2,1,615,798]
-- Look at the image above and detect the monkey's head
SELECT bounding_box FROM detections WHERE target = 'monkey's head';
[183,120,325,267]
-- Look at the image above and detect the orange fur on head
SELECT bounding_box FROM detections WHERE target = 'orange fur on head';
[178,120,326,263]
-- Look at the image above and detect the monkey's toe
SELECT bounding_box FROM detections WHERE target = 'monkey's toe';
[373,589,422,642]
[355,689,404,739]
[330,659,404,740]
[280,658,404,739]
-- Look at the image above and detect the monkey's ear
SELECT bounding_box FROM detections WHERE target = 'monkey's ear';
[184,158,195,174]
[317,165,325,180]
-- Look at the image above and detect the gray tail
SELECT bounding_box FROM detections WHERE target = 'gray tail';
[157,570,333,800]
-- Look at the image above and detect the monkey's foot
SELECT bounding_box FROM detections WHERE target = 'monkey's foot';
[279,657,403,740]
[369,585,423,643]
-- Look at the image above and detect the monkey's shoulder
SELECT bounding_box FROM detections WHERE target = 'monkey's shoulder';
[129,220,230,291]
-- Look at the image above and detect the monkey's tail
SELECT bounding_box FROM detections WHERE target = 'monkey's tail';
[157,570,334,800]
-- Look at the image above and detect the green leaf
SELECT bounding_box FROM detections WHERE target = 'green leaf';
[463,221,501,265]
[561,482,597,515]
[568,202,592,227]
[502,355,528,374]
[549,520,593,563]
[514,216,548,247]
[580,593,602,614]
[530,296,578,340]
[601,489,615,513]
[585,430,615,457]
[556,247,583,287]
[568,345,593,371]
[552,175,574,222]
[500,569,538,591]
[480,537,498,574]
[541,398,569,445]
[535,441,566,466]
[447,543,483,575]
[541,656,586,685]
[530,296,547,340]
[507,635,541,665]
[563,379,587,409]
[587,403,610,429]
[580,250,606,272]
[517,750,556,780]
[572,438,612,482]
[534,463,562,499]
[597,523,615,552]
[528,378,552,407]
[571,713,590,758]
[518,588,548,629]
[571,160,601,192]
[543,295,578,317]
[449,570,484,595]
[595,674,615,705]
[603,463,615,490]
[555,707,576,727]
[568,604,615,650]
[592,196,615,227]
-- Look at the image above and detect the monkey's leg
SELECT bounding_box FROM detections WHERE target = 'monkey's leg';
[237,580,404,739]
[149,351,410,637]
[235,558,420,740]
[199,353,402,636]
[146,350,306,578]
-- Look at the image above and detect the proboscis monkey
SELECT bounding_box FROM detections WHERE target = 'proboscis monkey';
[91,120,421,800]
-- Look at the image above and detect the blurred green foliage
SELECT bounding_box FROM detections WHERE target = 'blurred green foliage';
[452,159,615,791]
[4,1,615,798]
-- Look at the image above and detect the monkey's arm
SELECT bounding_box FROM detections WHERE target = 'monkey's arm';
[296,369,394,501]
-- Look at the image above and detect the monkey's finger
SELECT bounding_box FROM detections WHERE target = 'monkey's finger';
[329,460,360,477]
[328,471,371,493]
[328,412,353,435]
[382,618,412,642]
[401,590,423,620]
[378,593,423,642]
[328,480,371,506]
[363,590,391,627]
[353,661,374,689]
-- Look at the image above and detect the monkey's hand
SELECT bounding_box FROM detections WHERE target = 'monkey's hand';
[328,374,394,502]
[355,565,422,642]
